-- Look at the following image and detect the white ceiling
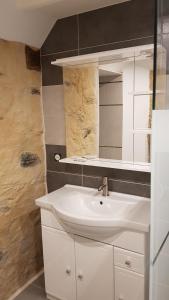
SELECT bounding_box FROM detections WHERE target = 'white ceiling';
[0,0,56,48]
[0,0,130,48]
[17,0,130,19]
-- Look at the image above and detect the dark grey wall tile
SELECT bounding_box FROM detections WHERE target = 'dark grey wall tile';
[41,55,63,86]
[46,144,66,158]
[47,171,82,192]
[41,50,78,86]
[83,175,150,198]
[78,0,154,50]
[83,175,102,190]
[83,166,150,184]
[41,16,78,55]
[46,144,66,168]
[46,144,82,174]
[79,36,154,55]
[41,1,154,85]
[46,145,150,196]
[58,163,82,174]
[109,179,150,198]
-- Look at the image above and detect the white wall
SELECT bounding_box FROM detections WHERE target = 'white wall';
[0,0,56,48]
[150,111,169,300]
[42,85,66,145]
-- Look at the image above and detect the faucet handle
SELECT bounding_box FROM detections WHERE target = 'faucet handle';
[103,176,108,185]
[98,185,103,192]
[98,177,109,196]
[98,177,107,191]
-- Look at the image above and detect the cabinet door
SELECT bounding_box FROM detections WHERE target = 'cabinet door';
[115,267,144,300]
[75,236,114,300]
[42,226,76,300]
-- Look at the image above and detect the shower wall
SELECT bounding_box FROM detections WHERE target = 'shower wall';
[0,39,46,300]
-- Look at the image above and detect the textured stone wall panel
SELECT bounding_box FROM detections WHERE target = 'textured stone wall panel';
[0,40,46,300]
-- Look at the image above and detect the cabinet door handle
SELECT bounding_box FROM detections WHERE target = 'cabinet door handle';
[66,267,71,275]
[78,272,83,280]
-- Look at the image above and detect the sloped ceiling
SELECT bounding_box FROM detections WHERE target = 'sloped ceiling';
[17,0,131,19]
[0,0,56,48]
[0,0,130,48]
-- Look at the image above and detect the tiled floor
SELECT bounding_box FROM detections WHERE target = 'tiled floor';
[15,274,47,300]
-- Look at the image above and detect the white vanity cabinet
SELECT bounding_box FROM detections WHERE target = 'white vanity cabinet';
[42,226,114,300]
[115,267,144,300]
[75,236,114,300]
[41,209,149,300]
[42,227,76,300]
[114,248,146,300]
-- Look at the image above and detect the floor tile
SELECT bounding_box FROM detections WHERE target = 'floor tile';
[15,284,46,300]
[32,274,45,290]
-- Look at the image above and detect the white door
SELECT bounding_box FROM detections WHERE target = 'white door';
[42,226,76,300]
[150,111,169,300]
[75,235,114,300]
[115,267,144,300]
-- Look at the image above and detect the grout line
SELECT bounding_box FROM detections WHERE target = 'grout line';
[47,169,83,177]
[109,178,151,187]
[108,178,151,187]
[78,35,154,51]
[100,81,123,84]
[82,174,151,186]
[41,49,78,57]
[99,145,122,148]
[99,104,123,107]
[46,169,150,186]
[41,35,153,57]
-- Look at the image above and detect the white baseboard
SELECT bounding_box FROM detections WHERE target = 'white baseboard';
[8,269,44,300]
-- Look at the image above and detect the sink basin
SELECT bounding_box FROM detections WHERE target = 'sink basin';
[36,185,150,235]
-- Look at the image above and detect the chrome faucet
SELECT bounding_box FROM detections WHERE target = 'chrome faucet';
[98,177,109,196]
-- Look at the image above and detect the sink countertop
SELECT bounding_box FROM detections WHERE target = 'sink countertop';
[36,185,150,233]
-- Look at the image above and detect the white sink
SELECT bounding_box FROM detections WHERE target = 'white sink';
[36,185,150,235]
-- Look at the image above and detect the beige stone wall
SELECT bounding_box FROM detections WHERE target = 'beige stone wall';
[0,40,46,300]
[63,64,99,157]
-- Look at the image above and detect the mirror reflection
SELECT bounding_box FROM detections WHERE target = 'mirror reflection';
[63,45,153,163]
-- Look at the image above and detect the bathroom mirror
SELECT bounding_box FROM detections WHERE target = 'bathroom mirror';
[53,45,154,165]
[99,53,153,163]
